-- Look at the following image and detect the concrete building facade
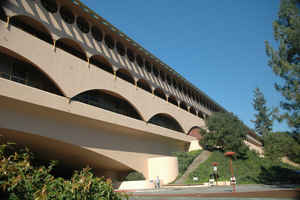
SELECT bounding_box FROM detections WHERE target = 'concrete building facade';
[0,0,261,188]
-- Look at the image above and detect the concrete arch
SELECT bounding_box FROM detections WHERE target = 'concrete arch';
[148,113,184,133]
[0,45,66,97]
[90,54,113,74]
[180,101,188,111]
[137,79,152,93]
[187,126,203,140]
[0,128,133,178]
[0,27,205,134]
[190,106,196,115]
[0,4,7,21]
[198,110,204,119]
[70,89,145,121]
[9,14,53,44]
[56,37,87,61]
[116,68,135,85]
[168,95,178,107]
[154,88,167,101]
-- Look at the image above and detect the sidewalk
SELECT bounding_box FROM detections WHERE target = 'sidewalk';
[126,184,300,199]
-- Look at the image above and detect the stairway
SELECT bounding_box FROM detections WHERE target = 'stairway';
[175,150,212,184]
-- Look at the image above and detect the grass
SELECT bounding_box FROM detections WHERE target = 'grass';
[186,150,300,185]
[172,149,203,178]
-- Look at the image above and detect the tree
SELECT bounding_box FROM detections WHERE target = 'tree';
[265,0,300,135]
[264,132,300,163]
[252,88,273,137]
[199,112,249,158]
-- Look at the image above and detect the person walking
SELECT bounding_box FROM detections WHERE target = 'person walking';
[155,176,160,189]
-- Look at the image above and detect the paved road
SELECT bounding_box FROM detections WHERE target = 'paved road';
[127,184,300,200]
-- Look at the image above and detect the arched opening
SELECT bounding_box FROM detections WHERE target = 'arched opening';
[152,65,159,77]
[145,61,151,73]
[0,6,7,21]
[41,0,58,13]
[127,48,135,62]
[190,107,197,115]
[60,6,74,24]
[148,113,184,133]
[137,79,151,93]
[71,90,143,120]
[168,95,177,107]
[76,16,89,33]
[91,26,103,42]
[105,34,114,49]
[10,15,53,44]
[154,88,167,101]
[116,41,125,56]
[0,48,64,97]
[160,70,165,81]
[180,101,188,111]
[90,55,113,74]
[178,84,182,92]
[136,55,144,68]
[198,110,204,119]
[116,68,134,85]
[166,74,172,86]
[56,38,87,61]
[188,127,203,140]
[173,80,177,89]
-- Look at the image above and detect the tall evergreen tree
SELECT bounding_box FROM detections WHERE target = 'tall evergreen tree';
[252,88,273,137]
[265,0,300,135]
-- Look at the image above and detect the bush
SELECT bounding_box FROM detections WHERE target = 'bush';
[0,143,126,200]
[172,150,202,177]
[124,171,145,181]
[186,150,300,185]
[264,132,300,163]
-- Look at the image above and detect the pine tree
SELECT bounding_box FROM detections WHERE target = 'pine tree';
[265,0,300,135]
[252,88,273,137]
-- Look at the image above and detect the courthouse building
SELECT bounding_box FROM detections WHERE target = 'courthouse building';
[0,0,261,188]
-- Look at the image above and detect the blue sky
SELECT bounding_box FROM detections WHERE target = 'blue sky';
[81,0,288,132]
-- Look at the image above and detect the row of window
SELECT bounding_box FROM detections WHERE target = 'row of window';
[5,12,206,119]
[39,0,219,113]
[0,53,186,133]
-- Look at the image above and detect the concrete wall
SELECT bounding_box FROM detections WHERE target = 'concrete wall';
[0,77,195,182]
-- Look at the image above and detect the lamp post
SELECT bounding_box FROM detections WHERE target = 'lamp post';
[224,151,236,192]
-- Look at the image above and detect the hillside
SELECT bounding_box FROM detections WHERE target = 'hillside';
[184,151,300,185]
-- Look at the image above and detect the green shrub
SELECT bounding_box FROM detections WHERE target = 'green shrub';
[124,171,145,181]
[0,143,126,200]
[186,150,300,185]
[172,150,202,177]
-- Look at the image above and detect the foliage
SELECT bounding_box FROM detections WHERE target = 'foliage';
[265,0,300,134]
[186,150,300,185]
[199,112,249,158]
[172,150,202,177]
[0,143,125,200]
[124,171,145,181]
[264,132,300,163]
[252,88,274,138]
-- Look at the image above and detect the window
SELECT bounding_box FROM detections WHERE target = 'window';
[145,61,152,73]
[91,26,103,42]
[127,48,135,62]
[105,35,115,49]
[116,41,125,56]
[77,16,89,33]
[60,7,75,24]
[41,0,58,13]
[136,55,144,68]
[153,65,159,77]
